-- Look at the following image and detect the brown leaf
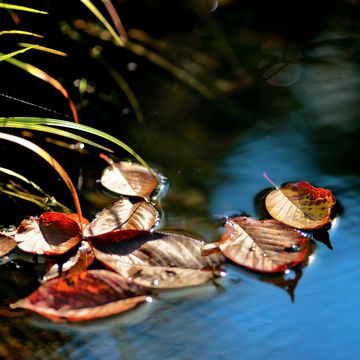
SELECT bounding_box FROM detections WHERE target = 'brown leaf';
[100,161,159,198]
[219,217,311,273]
[15,212,82,255]
[265,181,336,230]
[42,241,95,282]
[85,198,159,237]
[90,231,225,289]
[0,233,17,257]
[10,269,150,322]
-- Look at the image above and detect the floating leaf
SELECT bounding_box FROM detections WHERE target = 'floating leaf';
[265,181,336,230]
[43,241,95,282]
[10,270,150,322]
[90,231,225,289]
[0,233,17,256]
[85,198,159,237]
[219,217,311,273]
[15,212,82,255]
[100,161,159,198]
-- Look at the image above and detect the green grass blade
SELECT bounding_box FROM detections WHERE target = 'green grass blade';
[2,123,113,152]
[17,43,67,56]
[0,167,71,212]
[79,0,124,46]
[0,166,43,192]
[0,45,38,62]
[0,117,152,173]
[0,3,48,14]
[0,30,43,37]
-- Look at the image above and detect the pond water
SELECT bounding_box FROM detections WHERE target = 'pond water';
[1,1,360,359]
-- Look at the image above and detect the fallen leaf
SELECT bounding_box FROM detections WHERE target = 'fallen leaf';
[219,217,311,273]
[85,197,159,237]
[42,241,95,282]
[90,231,225,289]
[0,233,17,256]
[10,269,150,322]
[100,161,159,198]
[265,181,336,230]
[15,212,82,255]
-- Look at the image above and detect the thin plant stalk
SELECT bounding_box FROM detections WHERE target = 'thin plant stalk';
[0,132,83,230]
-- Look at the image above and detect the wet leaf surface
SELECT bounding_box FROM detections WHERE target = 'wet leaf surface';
[265,181,336,230]
[10,269,150,322]
[85,197,159,236]
[100,161,159,198]
[219,217,311,273]
[14,212,82,255]
[0,233,17,257]
[90,231,225,289]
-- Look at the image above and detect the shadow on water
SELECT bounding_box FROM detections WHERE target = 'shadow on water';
[1,0,360,359]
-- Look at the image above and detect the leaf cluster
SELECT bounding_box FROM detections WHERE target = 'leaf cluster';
[0,162,337,322]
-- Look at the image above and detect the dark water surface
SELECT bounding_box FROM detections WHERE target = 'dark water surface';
[1,1,360,359]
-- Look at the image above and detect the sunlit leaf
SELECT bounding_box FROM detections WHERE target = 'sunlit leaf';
[90,230,225,289]
[0,46,38,62]
[15,212,82,255]
[43,241,94,282]
[265,181,336,230]
[17,43,67,57]
[219,217,311,273]
[0,3,47,14]
[80,0,124,46]
[0,233,17,257]
[4,123,113,152]
[100,161,159,198]
[0,30,43,37]
[85,197,159,237]
[0,118,151,172]
[10,270,150,322]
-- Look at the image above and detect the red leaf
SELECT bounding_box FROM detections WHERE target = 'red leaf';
[219,217,311,273]
[10,270,150,322]
[43,241,95,282]
[265,181,336,230]
[15,212,82,255]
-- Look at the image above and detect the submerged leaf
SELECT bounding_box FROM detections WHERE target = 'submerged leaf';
[85,198,159,236]
[90,231,225,289]
[15,212,82,255]
[219,217,311,273]
[0,233,17,256]
[11,270,150,322]
[100,161,158,198]
[265,181,336,230]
